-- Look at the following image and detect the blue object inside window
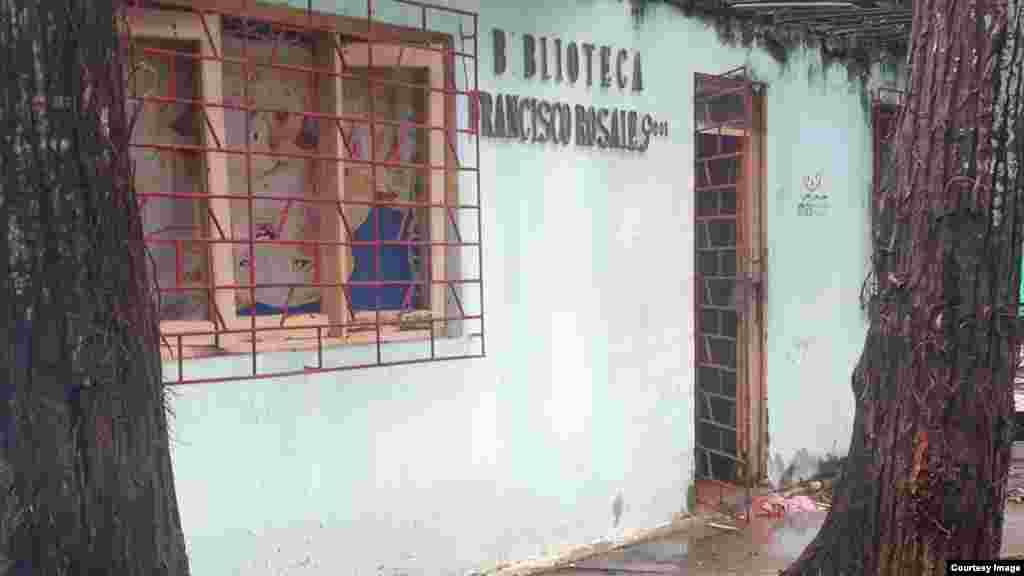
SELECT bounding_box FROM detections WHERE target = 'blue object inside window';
[349,207,419,310]
[238,301,321,316]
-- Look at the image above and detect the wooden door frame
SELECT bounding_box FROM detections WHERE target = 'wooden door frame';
[692,70,768,487]
[741,89,768,484]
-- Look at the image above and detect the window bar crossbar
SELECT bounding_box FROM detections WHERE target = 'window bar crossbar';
[146,236,480,248]
[154,278,482,292]
[140,191,481,211]
[699,418,738,434]
[697,445,745,464]
[161,313,483,342]
[130,91,478,134]
[126,6,476,58]
[172,354,487,387]
[130,140,479,173]
[127,0,483,384]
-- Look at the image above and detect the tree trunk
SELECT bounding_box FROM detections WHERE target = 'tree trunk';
[1,1,191,574]
[782,0,1024,573]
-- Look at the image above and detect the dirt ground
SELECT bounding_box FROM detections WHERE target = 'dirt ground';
[548,504,1024,576]
[549,446,1024,576]
[549,510,822,576]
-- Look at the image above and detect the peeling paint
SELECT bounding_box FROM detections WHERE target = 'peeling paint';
[612,493,624,527]
[769,448,845,489]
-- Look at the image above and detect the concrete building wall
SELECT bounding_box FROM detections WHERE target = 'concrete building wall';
[162,1,876,573]
[761,53,873,482]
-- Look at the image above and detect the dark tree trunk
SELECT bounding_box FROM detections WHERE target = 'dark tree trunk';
[1,1,190,574]
[783,0,1024,573]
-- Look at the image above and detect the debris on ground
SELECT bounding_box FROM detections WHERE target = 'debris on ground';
[1009,487,1024,504]
[1008,441,1024,503]
[784,495,818,514]
[753,494,786,517]
[723,478,836,521]
[707,521,741,532]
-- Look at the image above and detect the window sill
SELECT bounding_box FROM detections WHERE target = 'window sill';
[159,312,450,361]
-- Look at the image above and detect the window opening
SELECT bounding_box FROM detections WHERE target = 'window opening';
[122,0,484,384]
[870,88,903,303]
[131,38,211,323]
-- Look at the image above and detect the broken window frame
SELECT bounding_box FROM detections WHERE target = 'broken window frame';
[122,0,484,384]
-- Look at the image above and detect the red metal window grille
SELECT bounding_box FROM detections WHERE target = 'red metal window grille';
[869,88,904,300]
[121,0,484,385]
[871,87,903,207]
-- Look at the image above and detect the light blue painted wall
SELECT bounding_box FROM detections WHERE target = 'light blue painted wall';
[166,1,873,573]
[760,54,873,479]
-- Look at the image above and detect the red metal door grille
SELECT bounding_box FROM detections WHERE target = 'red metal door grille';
[121,0,484,384]
[693,68,754,485]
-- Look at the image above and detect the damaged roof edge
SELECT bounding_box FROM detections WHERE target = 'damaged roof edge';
[639,0,910,71]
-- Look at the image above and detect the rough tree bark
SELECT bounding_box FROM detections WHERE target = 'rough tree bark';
[782,0,1024,573]
[1,0,191,574]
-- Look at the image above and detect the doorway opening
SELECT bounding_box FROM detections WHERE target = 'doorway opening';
[693,68,767,509]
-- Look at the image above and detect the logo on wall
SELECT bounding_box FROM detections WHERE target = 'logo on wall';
[475,29,669,152]
[797,172,829,217]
